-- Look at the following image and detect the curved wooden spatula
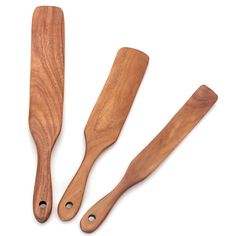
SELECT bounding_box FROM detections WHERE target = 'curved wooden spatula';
[80,85,218,232]
[58,47,149,221]
[29,6,64,223]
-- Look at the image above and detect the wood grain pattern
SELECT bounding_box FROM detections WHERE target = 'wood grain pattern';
[58,48,149,221]
[80,85,218,232]
[29,6,64,223]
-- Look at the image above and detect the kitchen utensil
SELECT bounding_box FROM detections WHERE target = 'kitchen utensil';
[58,47,149,221]
[29,6,64,223]
[80,85,217,232]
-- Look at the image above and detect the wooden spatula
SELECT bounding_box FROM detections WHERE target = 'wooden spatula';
[80,85,218,232]
[29,6,64,223]
[58,47,149,221]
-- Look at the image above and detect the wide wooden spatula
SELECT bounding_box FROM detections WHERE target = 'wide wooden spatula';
[29,6,64,223]
[58,47,149,221]
[80,85,218,232]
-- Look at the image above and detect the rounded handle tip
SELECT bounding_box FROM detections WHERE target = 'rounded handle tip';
[80,211,101,233]
[33,155,52,223]
[33,200,52,223]
[80,187,123,232]
[57,199,81,221]
[57,157,94,221]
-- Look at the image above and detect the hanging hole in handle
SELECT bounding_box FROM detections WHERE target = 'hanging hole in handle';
[88,214,96,222]
[65,202,73,209]
[39,201,47,209]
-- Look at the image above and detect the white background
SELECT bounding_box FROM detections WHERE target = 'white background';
[0,0,235,235]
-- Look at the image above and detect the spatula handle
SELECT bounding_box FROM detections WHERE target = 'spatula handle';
[57,150,97,221]
[80,178,129,233]
[33,150,52,223]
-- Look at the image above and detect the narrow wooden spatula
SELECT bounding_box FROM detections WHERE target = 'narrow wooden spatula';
[58,47,149,221]
[80,85,218,232]
[29,6,64,223]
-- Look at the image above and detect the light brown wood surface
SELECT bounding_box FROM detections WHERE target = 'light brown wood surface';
[58,48,149,221]
[29,6,64,223]
[80,85,218,232]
